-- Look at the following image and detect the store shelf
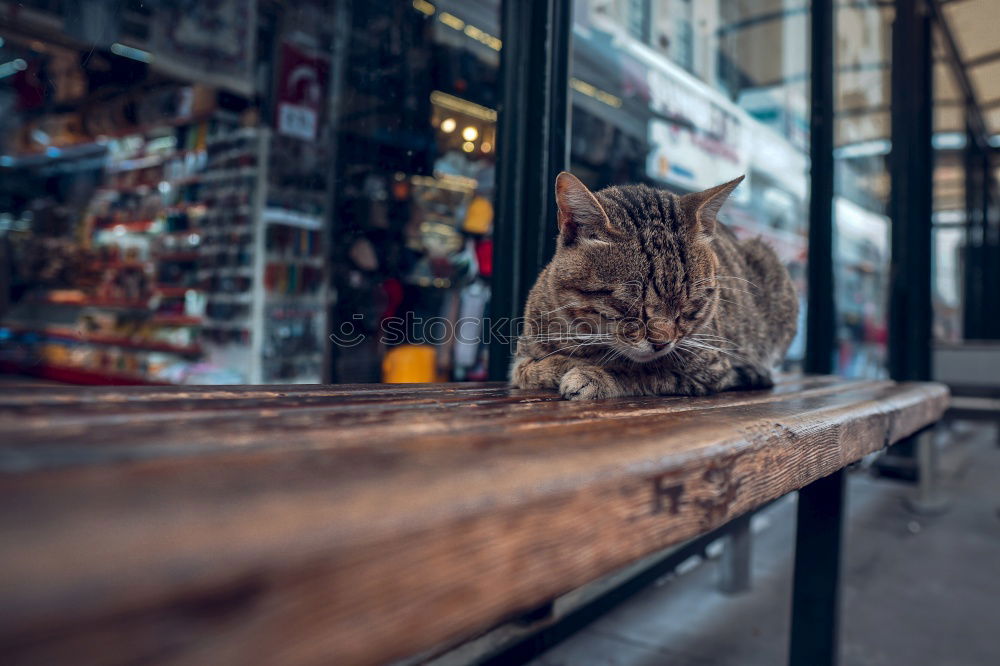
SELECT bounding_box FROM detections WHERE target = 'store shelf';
[156,251,201,262]
[197,267,254,277]
[34,297,151,310]
[155,285,202,298]
[264,293,324,305]
[94,220,158,233]
[263,207,323,230]
[150,315,202,327]
[100,260,150,270]
[0,360,168,386]
[264,254,324,267]
[1,323,203,356]
[206,293,252,304]
[200,319,249,330]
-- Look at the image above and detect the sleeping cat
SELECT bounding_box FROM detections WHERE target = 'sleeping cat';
[511,172,798,400]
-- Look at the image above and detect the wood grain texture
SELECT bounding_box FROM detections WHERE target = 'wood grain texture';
[0,377,948,665]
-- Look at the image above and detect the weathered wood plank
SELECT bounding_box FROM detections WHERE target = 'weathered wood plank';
[0,374,830,414]
[0,379,947,666]
[0,377,872,471]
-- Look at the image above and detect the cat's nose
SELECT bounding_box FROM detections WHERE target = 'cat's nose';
[649,340,674,353]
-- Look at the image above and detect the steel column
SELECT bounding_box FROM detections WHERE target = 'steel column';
[888,0,934,381]
[788,469,847,666]
[805,0,836,375]
[718,512,752,594]
[963,121,985,339]
[489,0,572,380]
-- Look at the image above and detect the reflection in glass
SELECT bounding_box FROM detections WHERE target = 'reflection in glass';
[570,0,810,370]
[833,1,892,378]
[0,1,501,385]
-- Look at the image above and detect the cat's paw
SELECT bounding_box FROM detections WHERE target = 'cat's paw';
[559,367,615,400]
[511,356,559,389]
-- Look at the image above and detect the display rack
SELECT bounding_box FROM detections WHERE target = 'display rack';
[198,128,329,384]
[1,124,329,385]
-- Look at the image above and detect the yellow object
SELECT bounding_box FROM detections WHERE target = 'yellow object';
[382,344,439,383]
[463,195,493,234]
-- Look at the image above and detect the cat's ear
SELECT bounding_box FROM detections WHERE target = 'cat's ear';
[680,175,745,236]
[555,172,615,245]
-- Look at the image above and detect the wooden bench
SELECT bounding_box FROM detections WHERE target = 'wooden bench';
[0,376,948,665]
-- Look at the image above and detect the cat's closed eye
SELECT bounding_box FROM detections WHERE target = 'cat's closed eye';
[591,308,623,321]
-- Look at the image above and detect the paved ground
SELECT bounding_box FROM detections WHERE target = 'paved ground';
[529,423,1000,666]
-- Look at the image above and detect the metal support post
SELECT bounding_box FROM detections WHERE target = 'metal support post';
[489,0,572,380]
[718,512,752,594]
[789,469,846,666]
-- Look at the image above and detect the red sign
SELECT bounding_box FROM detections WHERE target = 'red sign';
[275,43,330,141]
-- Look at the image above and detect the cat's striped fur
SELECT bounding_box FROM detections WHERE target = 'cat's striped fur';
[511,172,798,400]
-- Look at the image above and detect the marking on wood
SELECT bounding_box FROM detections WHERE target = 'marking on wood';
[650,475,685,515]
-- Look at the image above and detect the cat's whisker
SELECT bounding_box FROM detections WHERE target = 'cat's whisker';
[680,337,732,351]
[672,345,697,362]
[714,285,755,294]
[522,335,614,343]
[538,340,610,360]
[694,285,754,298]
[679,340,748,362]
[596,347,620,366]
[713,275,760,290]
[536,302,583,317]
[521,329,614,338]
[689,334,740,348]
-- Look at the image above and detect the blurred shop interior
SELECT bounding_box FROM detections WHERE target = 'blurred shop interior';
[0,0,997,387]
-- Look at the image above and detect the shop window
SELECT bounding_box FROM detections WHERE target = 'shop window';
[0,0,500,386]
[569,0,811,371]
[833,1,893,378]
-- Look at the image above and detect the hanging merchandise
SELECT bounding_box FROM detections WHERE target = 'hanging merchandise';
[475,238,493,278]
[462,195,493,235]
[453,279,489,371]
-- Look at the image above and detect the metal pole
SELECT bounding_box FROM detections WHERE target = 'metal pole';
[789,469,846,666]
[788,4,843,657]
[906,427,950,514]
[718,512,752,594]
[875,0,934,482]
[888,0,934,382]
[805,0,836,376]
[963,122,984,339]
[489,0,572,380]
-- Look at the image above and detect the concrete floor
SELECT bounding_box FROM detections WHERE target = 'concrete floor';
[529,424,1000,666]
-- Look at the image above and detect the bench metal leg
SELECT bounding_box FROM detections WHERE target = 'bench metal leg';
[718,512,752,594]
[789,468,845,666]
[906,428,950,515]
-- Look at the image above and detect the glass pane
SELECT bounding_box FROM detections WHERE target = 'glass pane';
[833,1,892,378]
[327,1,500,383]
[0,0,501,385]
[932,32,966,343]
[570,0,811,370]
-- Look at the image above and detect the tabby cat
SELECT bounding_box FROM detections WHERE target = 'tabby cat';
[511,172,798,400]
